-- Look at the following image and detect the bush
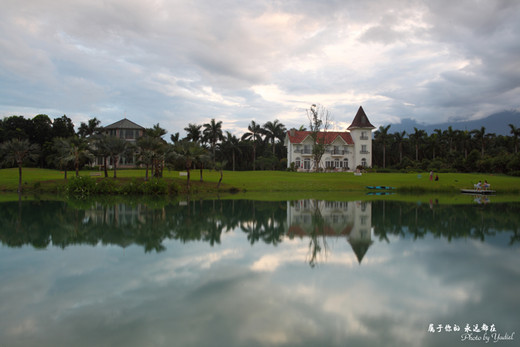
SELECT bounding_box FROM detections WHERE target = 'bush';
[67,176,96,198]
[141,178,168,195]
[93,178,119,194]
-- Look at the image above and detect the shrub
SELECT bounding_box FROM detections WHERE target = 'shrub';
[94,178,119,194]
[67,176,96,198]
[141,178,168,195]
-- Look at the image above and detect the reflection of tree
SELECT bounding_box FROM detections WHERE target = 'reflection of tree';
[371,201,519,244]
[307,200,329,268]
[0,199,518,253]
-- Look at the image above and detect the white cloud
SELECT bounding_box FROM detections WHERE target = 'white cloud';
[1,0,519,131]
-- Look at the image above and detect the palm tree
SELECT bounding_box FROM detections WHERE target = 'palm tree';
[137,136,163,181]
[263,119,286,155]
[0,138,40,192]
[374,125,391,168]
[104,136,129,178]
[241,120,263,170]
[56,136,94,177]
[172,140,205,189]
[444,126,456,153]
[509,124,520,154]
[203,118,223,167]
[51,137,74,179]
[471,126,487,157]
[409,127,426,161]
[221,131,241,171]
[393,131,406,164]
[184,123,202,143]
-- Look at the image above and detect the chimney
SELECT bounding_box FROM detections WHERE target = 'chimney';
[290,128,296,137]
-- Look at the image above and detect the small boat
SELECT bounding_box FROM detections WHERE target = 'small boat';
[460,189,496,195]
[366,186,395,190]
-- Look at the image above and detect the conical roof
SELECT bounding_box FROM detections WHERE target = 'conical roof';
[347,106,375,130]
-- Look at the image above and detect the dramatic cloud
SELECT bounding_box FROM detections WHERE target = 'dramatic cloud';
[0,0,519,136]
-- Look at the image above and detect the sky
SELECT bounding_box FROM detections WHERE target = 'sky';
[1,0,519,138]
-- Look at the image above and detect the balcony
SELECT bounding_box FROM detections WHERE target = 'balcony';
[360,136,369,140]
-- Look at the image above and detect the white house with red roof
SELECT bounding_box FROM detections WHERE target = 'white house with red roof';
[284,106,375,171]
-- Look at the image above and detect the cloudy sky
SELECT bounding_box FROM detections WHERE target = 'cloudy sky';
[1,0,519,137]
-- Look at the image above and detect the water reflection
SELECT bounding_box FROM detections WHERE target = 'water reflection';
[0,198,518,261]
[1,198,519,347]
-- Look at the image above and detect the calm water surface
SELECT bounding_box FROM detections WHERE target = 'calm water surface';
[0,197,519,347]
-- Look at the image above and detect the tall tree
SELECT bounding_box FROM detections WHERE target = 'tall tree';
[374,125,391,168]
[221,131,241,171]
[263,120,286,155]
[409,127,426,161]
[241,120,263,170]
[77,117,101,138]
[105,136,130,178]
[184,123,202,143]
[0,139,40,192]
[471,126,487,157]
[203,118,223,167]
[58,136,94,177]
[393,131,406,164]
[509,124,520,154]
[52,115,75,139]
[171,140,205,189]
[307,104,330,172]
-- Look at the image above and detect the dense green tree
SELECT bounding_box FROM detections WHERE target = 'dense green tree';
[77,118,101,138]
[52,115,75,138]
[203,118,223,168]
[241,120,263,170]
[263,119,286,155]
[183,123,202,143]
[374,125,391,168]
[0,138,40,192]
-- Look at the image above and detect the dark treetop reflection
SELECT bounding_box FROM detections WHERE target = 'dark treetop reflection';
[0,198,519,255]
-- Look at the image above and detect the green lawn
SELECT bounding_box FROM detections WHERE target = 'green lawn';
[1,167,519,195]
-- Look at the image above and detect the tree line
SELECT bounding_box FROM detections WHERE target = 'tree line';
[372,125,520,175]
[0,114,288,191]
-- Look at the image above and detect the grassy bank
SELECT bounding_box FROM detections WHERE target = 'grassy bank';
[1,167,519,194]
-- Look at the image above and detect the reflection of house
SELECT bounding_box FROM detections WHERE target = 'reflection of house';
[286,200,373,263]
[284,106,375,171]
[98,118,146,168]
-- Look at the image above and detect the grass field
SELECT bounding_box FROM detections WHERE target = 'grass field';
[1,167,519,196]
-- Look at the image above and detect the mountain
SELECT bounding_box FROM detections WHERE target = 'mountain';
[387,110,520,136]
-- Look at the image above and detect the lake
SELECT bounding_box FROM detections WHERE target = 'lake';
[0,197,519,347]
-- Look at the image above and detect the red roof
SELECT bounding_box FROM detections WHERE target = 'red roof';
[286,131,354,145]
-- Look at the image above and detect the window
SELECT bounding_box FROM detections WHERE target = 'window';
[303,144,311,154]
[360,131,369,140]
[361,158,367,167]
[303,158,311,170]
[295,157,301,168]
[343,158,348,169]
[361,145,368,153]
[334,159,340,168]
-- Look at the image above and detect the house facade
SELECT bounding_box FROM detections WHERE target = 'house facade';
[284,106,375,171]
[98,118,145,168]
[286,199,373,263]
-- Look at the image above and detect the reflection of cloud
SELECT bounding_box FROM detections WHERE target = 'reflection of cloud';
[1,223,519,347]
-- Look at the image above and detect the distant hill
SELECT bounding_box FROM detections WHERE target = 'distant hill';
[387,110,520,136]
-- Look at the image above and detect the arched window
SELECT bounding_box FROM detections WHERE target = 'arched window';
[295,157,301,168]
[303,158,311,170]
[361,158,367,167]
[343,158,348,169]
